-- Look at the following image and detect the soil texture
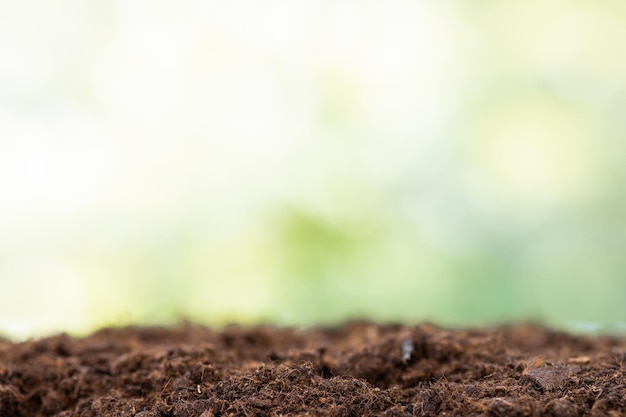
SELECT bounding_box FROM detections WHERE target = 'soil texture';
[1,321,625,416]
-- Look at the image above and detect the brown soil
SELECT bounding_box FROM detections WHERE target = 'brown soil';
[1,322,625,417]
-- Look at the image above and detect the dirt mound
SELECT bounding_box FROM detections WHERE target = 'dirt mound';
[0,322,625,416]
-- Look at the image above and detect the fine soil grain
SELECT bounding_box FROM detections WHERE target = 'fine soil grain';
[0,321,625,416]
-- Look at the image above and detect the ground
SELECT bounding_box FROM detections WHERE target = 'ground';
[1,321,625,416]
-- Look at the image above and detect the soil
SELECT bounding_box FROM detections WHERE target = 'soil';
[1,322,625,417]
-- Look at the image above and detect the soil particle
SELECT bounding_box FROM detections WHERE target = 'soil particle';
[0,322,625,416]
[524,365,574,391]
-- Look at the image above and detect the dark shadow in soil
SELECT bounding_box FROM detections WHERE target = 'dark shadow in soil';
[1,321,625,416]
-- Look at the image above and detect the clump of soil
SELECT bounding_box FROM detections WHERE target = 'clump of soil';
[1,321,625,416]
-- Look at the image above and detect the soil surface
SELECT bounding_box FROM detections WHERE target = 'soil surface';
[1,322,625,417]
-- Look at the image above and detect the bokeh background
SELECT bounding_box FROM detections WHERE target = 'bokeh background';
[1,0,626,340]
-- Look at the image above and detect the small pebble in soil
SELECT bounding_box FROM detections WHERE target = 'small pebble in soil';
[401,337,414,363]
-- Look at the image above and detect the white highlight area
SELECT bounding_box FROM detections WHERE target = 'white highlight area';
[0,256,88,340]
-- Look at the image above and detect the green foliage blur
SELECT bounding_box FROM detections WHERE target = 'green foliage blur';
[1,0,626,339]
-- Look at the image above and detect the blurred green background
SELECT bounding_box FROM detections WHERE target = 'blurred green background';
[1,0,626,340]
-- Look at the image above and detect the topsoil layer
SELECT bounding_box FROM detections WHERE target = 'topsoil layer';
[1,322,625,417]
